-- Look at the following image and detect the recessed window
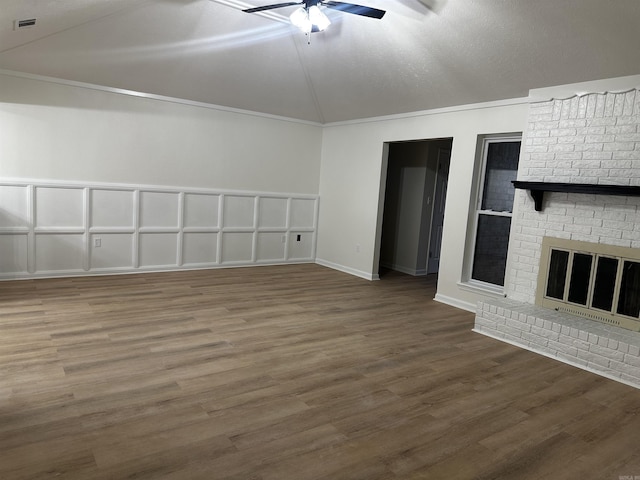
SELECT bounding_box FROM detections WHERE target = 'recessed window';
[467,136,521,288]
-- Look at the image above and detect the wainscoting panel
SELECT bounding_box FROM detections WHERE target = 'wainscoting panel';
[91,189,134,229]
[182,232,218,265]
[183,194,219,228]
[223,195,255,228]
[35,233,85,272]
[256,232,286,262]
[0,179,318,279]
[0,185,29,228]
[139,233,178,267]
[221,232,254,263]
[35,187,84,229]
[258,197,288,228]
[0,234,28,273]
[90,233,134,270]
[290,198,315,228]
[289,231,314,260]
[140,191,180,229]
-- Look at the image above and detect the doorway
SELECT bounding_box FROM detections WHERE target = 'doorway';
[376,138,452,278]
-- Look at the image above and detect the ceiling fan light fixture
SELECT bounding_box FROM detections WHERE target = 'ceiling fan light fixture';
[245,1,385,37]
[290,7,312,33]
[308,5,330,31]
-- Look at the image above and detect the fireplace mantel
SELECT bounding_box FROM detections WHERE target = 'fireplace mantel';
[512,181,640,211]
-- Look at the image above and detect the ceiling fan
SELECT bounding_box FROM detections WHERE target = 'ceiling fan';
[243,0,385,34]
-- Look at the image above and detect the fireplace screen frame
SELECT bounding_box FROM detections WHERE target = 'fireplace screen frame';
[536,236,640,332]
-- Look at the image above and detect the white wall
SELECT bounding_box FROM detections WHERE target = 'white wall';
[12,70,632,317]
[0,72,322,193]
[316,102,529,310]
[0,71,322,279]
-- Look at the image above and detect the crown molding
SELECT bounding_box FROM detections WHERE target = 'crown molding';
[528,74,640,104]
[0,68,323,127]
[323,97,530,127]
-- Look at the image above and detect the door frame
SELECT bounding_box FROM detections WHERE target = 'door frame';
[373,138,453,278]
[426,147,451,274]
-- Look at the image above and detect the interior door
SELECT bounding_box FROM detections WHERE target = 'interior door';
[427,148,451,274]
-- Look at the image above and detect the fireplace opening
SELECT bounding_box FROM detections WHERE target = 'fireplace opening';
[537,237,640,332]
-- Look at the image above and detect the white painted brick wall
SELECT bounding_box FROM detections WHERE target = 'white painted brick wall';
[506,88,640,303]
[477,88,640,389]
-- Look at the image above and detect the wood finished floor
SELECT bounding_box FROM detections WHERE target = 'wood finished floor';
[1,264,639,480]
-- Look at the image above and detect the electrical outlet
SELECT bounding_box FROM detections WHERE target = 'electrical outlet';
[94,237,101,248]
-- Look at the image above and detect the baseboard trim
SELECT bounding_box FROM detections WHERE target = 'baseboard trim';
[315,258,378,281]
[433,293,476,313]
[0,260,315,282]
[379,262,426,276]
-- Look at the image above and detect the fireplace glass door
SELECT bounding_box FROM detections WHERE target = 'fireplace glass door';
[617,261,640,318]
[537,237,640,331]
[592,256,618,312]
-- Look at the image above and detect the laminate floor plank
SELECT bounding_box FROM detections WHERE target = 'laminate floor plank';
[0,264,639,479]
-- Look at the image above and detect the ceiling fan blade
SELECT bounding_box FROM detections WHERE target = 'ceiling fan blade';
[243,2,302,13]
[417,0,446,13]
[322,1,385,19]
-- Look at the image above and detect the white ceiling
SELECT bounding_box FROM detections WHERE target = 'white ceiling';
[1,0,639,123]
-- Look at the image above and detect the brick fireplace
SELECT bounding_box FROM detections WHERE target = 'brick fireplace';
[474,82,640,389]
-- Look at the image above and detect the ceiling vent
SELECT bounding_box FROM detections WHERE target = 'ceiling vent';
[14,18,37,30]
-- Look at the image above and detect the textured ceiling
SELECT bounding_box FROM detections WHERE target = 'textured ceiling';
[1,0,640,123]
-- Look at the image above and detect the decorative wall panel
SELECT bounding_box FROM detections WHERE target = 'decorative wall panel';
[223,196,255,228]
[257,232,286,261]
[0,185,29,228]
[0,179,317,279]
[139,233,178,267]
[35,234,84,272]
[0,235,28,273]
[140,191,180,229]
[290,198,315,228]
[90,233,133,269]
[258,197,288,228]
[184,194,219,228]
[289,231,313,259]
[91,189,134,229]
[221,232,253,263]
[183,232,218,265]
[35,187,84,228]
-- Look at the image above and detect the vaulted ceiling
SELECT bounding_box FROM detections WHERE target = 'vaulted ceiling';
[1,0,639,123]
